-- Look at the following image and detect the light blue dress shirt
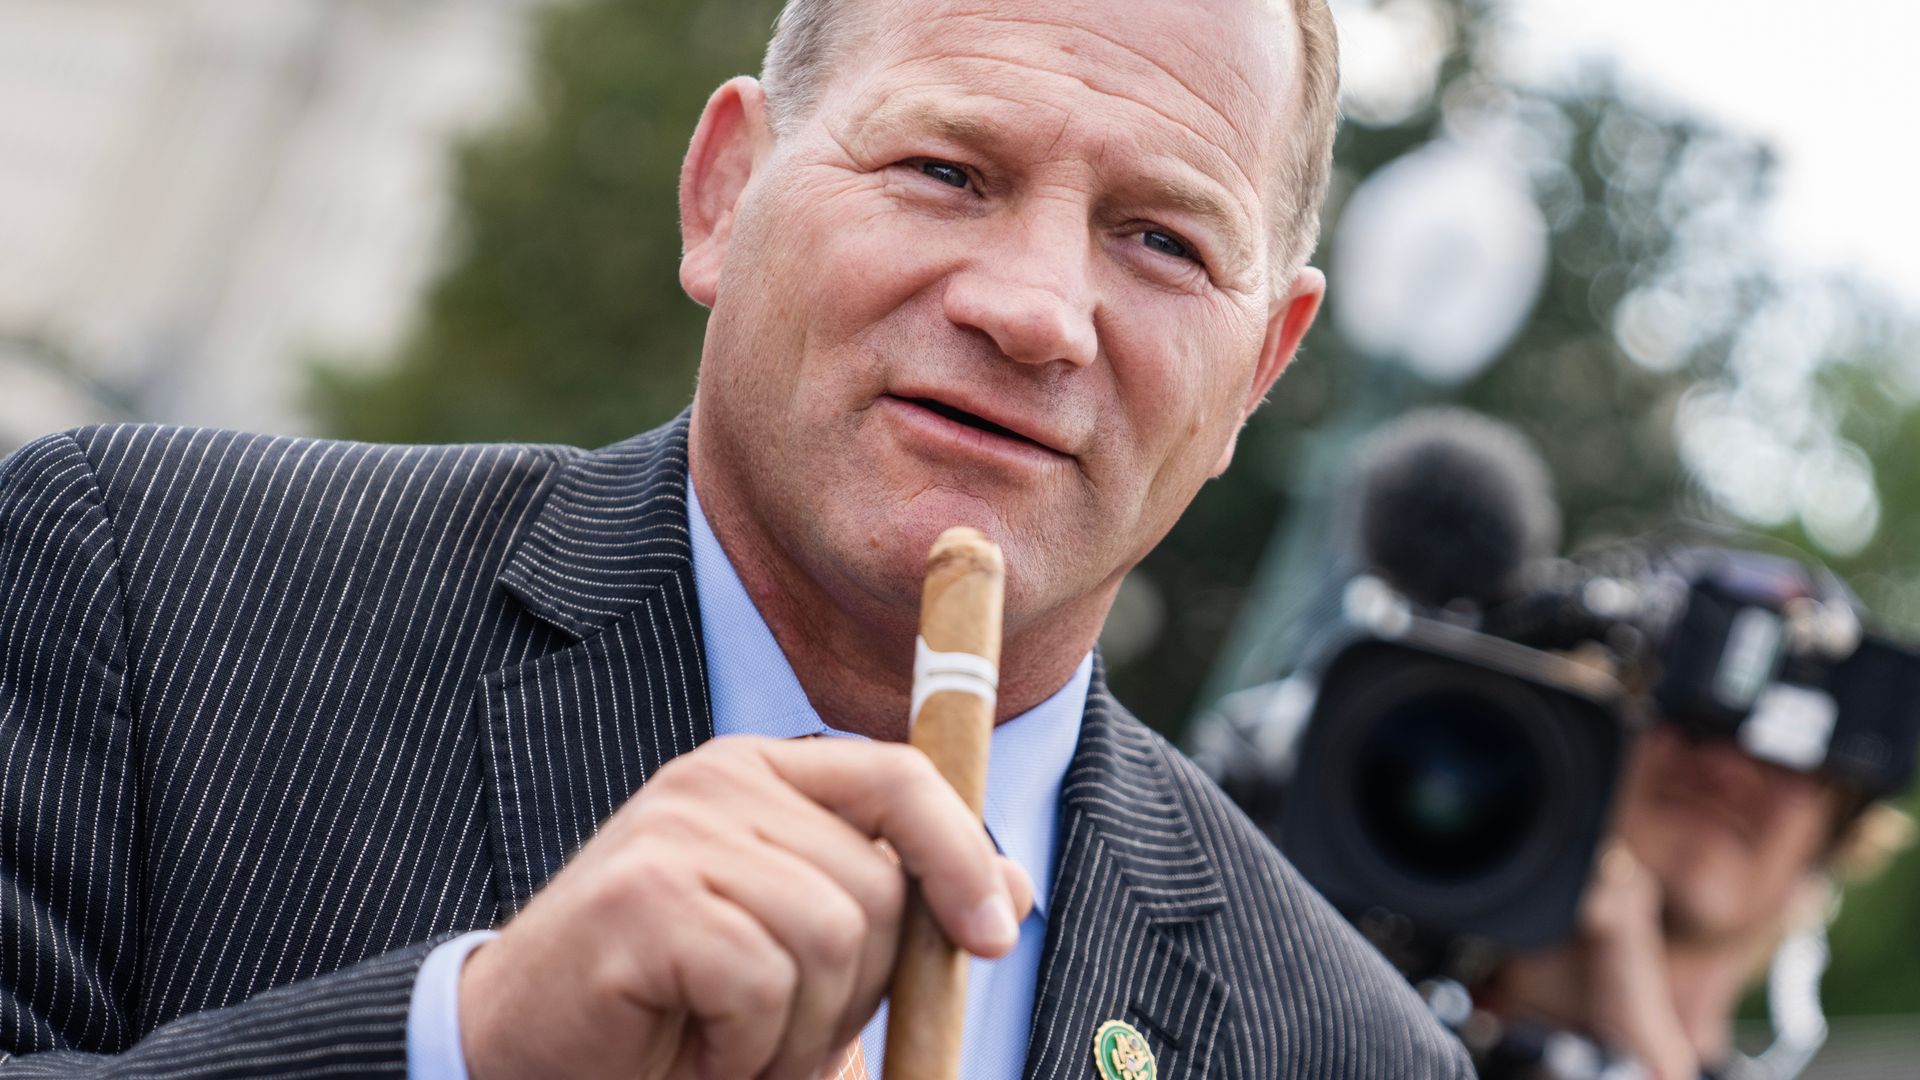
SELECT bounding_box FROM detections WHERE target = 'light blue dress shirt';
[406,478,1090,1078]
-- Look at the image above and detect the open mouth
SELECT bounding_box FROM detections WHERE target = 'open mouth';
[893,395,1055,454]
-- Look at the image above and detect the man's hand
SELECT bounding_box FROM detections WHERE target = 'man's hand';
[457,737,1033,1080]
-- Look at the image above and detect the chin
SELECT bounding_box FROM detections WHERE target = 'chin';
[894,488,1007,542]
[864,475,1026,561]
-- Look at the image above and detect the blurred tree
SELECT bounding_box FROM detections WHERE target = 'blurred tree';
[312,0,781,445]
[1800,347,1920,1015]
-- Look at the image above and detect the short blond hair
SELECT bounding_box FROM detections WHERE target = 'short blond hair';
[760,0,1341,284]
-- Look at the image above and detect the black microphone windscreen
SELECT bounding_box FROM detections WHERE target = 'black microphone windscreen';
[1347,408,1560,608]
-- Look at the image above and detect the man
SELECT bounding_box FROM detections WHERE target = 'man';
[1485,723,1914,1079]
[0,0,1471,1076]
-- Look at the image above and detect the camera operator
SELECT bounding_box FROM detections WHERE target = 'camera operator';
[1195,408,1920,1080]
[1481,710,1914,1080]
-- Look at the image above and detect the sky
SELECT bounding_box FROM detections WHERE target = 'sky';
[1496,0,1920,306]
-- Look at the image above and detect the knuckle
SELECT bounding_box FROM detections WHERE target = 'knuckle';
[877,745,941,802]
[741,951,799,1013]
[637,798,715,843]
[619,848,694,911]
[890,742,941,781]
[583,948,643,1007]
[658,739,752,788]
[651,746,703,782]
[807,894,867,967]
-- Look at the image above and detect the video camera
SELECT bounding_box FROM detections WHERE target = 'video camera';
[1195,409,1920,975]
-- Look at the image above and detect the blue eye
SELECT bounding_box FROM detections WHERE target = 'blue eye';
[1142,229,1194,261]
[920,161,970,188]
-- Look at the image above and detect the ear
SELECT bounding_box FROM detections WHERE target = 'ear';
[680,76,774,308]
[1209,265,1325,477]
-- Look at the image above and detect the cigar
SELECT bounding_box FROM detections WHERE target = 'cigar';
[883,526,1004,1079]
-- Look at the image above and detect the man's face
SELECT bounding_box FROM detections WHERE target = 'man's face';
[1614,724,1841,943]
[686,0,1320,630]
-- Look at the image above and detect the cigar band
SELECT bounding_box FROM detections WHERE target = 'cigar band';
[910,635,998,724]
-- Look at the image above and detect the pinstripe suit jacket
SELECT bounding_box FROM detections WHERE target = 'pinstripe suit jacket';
[0,414,1470,1078]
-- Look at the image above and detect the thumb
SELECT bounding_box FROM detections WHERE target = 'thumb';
[998,857,1035,925]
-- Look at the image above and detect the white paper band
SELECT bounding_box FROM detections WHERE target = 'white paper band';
[910,635,998,725]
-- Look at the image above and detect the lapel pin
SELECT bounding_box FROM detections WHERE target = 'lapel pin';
[1092,1019,1157,1080]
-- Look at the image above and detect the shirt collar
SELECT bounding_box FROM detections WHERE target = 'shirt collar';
[689,478,1088,918]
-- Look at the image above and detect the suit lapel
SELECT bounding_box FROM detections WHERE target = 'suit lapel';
[475,414,714,916]
[1025,662,1235,1079]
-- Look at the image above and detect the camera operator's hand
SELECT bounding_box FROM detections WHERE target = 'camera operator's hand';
[457,736,1033,1080]
[1575,846,1699,1080]
[1489,846,1700,1080]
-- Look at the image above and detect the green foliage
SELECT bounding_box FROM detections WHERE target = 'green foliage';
[312,0,783,445]
[1805,352,1920,1015]
[1823,788,1920,1014]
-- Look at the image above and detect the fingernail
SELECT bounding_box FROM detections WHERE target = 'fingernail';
[969,893,1018,950]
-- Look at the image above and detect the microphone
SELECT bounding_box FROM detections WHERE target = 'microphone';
[1345,408,1560,609]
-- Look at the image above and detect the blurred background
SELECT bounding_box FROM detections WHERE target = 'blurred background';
[2,0,1915,1067]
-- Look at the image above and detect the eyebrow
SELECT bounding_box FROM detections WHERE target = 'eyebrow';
[845,98,1009,154]
[1125,173,1255,269]
[845,98,1259,274]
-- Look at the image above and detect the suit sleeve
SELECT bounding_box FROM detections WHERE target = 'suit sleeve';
[0,432,434,1077]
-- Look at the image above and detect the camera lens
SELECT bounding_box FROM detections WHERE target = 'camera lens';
[1354,690,1548,883]
[1277,639,1623,947]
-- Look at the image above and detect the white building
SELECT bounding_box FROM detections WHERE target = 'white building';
[0,0,549,451]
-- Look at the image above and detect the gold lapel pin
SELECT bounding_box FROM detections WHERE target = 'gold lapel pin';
[1092,1019,1157,1080]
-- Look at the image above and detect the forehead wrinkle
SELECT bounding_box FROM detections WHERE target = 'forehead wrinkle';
[886,48,1266,203]
[972,11,1266,134]
[846,84,1253,222]
[1026,58,1268,239]
[838,70,1265,280]
[929,9,1273,168]
[869,26,1271,219]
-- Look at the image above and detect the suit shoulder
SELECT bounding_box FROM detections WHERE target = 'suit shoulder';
[34,425,581,607]
[1124,712,1474,1077]
[0,431,124,567]
[0,430,120,575]
[61,423,573,490]
[0,429,97,502]
[54,423,576,525]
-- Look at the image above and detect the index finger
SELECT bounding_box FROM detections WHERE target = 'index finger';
[756,738,1024,957]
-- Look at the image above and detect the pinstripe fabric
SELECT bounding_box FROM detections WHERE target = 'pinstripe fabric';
[1,414,1469,1078]
[0,421,587,1076]
[478,426,711,915]
[1025,676,1472,1078]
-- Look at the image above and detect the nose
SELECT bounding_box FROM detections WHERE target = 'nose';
[941,222,1098,369]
